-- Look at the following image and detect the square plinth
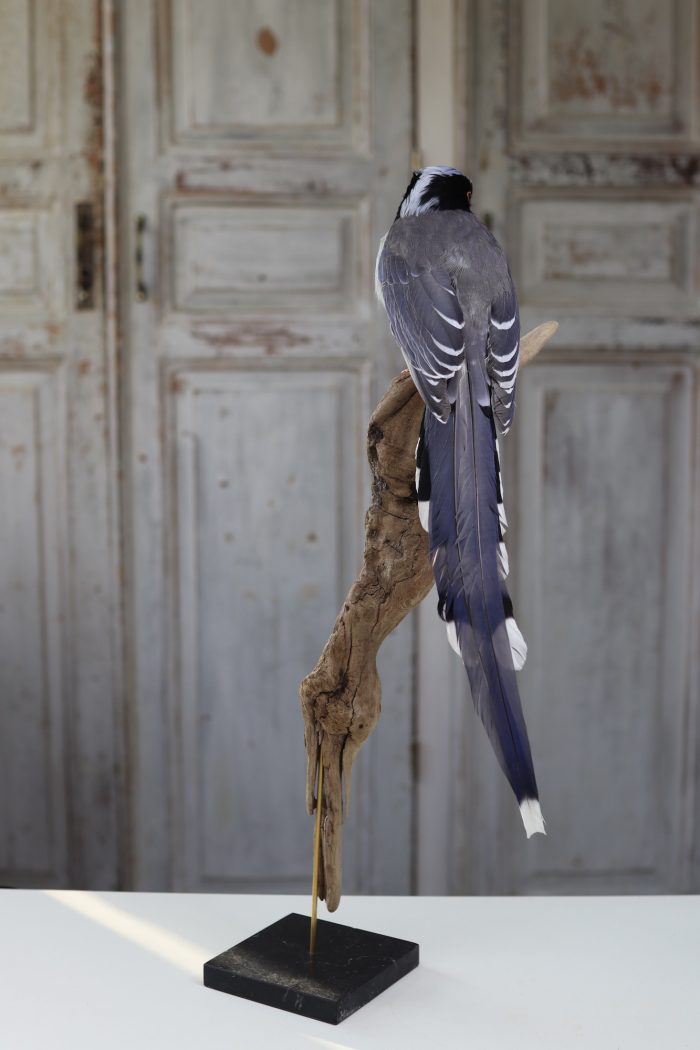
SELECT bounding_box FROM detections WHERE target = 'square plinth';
[203,912,419,1025]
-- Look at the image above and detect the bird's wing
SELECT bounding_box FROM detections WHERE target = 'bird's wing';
[378,232,542,835]
[485,275,520,435]
[377,249,465,423]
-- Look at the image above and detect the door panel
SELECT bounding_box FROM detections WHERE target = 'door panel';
[0,0,120,888]
[167,0,354,145]
[417,0,699,894]
[0,366,66,883]
[121,0,413,891]
[513,191,700,319]
[166,198,367,315]
[515,362,692,893]
[169,363,369,889]
[509,0,698,154]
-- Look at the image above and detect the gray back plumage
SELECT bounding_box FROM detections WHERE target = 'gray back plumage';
[379,211,519,424]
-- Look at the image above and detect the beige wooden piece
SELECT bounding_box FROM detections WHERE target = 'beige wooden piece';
[301,322,558,911]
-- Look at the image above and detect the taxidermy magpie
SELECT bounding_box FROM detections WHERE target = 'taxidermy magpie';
[375,166,544,837]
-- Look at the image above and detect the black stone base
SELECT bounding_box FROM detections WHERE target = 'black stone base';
[203,912,419,1025]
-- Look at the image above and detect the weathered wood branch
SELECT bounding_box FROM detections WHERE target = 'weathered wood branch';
[299,321,558,911]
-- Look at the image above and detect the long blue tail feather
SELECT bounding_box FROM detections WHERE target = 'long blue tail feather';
[423,366,540,809]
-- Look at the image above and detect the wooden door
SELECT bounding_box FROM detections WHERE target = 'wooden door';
[120,1,415,892]
[418,0,700,894]
[0,0,121,888]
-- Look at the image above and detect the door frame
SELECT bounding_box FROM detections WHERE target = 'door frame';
[99,0,128,888]
[102,0,458,894]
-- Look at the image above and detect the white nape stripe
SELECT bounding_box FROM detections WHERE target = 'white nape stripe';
[506,616,527,670]
[491,341,519,364]
[430,334,464,356]
[433,306,464,329]
[519,798,546,838]
[399,166,463,217]
[445,620,461,655]
[491,314,516,331]
[418,500,430,531]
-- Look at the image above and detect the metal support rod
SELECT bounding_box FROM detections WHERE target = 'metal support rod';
[309,746,324,955]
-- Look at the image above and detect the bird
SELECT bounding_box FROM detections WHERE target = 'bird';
[375,166,545,838]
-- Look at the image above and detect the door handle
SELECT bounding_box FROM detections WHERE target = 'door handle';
[75,202,95,310]
[135,214,148,301]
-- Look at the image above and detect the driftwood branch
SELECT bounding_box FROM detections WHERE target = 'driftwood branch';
[299,321,558,911]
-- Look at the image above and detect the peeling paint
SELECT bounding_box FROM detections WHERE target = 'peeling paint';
[549,2,670,114]
[511,154,700,188]
[256,26,279,56]
[83,45,104,184]
[190,324,312,353]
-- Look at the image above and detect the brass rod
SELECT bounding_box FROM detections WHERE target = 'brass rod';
[309,746,324,955]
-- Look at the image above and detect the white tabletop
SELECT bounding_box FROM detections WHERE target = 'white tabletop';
[1,890,698,1049]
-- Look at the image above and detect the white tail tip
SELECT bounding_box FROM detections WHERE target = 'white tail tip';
[520,798,546,838]
[506,616,527,670]
[445,619,461,656]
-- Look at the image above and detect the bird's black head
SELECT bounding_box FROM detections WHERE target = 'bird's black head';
[396,166,473,220]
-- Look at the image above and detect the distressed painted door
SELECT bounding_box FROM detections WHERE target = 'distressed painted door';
[419,0,700,894]
[120,2,414,891]
[0,1,121,887]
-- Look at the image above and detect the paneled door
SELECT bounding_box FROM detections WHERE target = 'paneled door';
[0,0,121,887]
[120,2,414,891]
[418,0,700,894]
